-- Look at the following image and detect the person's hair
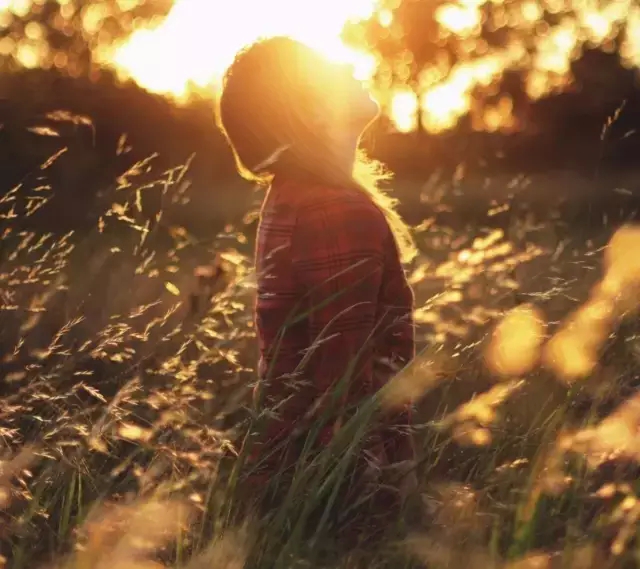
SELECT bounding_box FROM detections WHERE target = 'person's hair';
[216,36,417,263]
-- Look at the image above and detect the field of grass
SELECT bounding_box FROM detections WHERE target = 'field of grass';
[3,128,640,569]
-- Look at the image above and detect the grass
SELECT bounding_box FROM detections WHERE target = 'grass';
[3,116,640,568]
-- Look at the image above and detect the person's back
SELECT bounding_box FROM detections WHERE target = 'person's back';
[256,179,414,448]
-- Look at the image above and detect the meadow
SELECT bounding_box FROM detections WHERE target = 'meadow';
[2,116,640,569]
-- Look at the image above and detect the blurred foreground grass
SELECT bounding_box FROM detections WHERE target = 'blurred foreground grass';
[2,115,640,568]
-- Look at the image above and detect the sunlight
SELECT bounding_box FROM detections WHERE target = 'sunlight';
[390,89,419,133]
[96,0,380,100]
[2,0,640,133]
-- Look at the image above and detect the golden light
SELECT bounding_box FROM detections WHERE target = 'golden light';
[621,6,640,67]
[418,49,523,133]
[543,224,640,384]
[390,88,418,133]
[485,304,546,379]
[0,0,32,18]
[435,3,482,37]
[97,0,380,101]
[2,0,640,134]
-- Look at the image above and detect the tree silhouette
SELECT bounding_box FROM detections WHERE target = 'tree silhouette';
[0,0,638,135]
[349,0,639,131]
[0,0,169,77]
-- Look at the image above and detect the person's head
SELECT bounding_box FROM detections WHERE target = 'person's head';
[217,36,416,263]
[217,36,379,183]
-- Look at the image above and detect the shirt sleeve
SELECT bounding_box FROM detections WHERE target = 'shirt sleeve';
[291,197,388,413]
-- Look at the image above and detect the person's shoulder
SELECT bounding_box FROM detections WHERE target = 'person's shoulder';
[292,185,390,256]
[297,184,386,227]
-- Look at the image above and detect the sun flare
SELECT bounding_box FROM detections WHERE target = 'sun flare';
[2,0,640,133]
[96,0,379,101]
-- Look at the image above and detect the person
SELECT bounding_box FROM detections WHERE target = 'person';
[217,36,418,535]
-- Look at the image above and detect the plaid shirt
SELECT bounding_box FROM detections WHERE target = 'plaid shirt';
[252,178,415,467]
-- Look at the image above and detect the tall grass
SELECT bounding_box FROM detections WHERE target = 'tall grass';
[2,114,640,568]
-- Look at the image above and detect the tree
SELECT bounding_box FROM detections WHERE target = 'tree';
[0,0,170,77]
[350,0,639,132]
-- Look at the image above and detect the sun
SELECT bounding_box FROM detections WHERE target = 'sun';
[98,0,381,101]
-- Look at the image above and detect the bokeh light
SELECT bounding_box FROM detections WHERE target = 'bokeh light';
[1,0,640,132]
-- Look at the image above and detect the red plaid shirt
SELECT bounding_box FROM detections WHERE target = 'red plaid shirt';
[252,178,415,467]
